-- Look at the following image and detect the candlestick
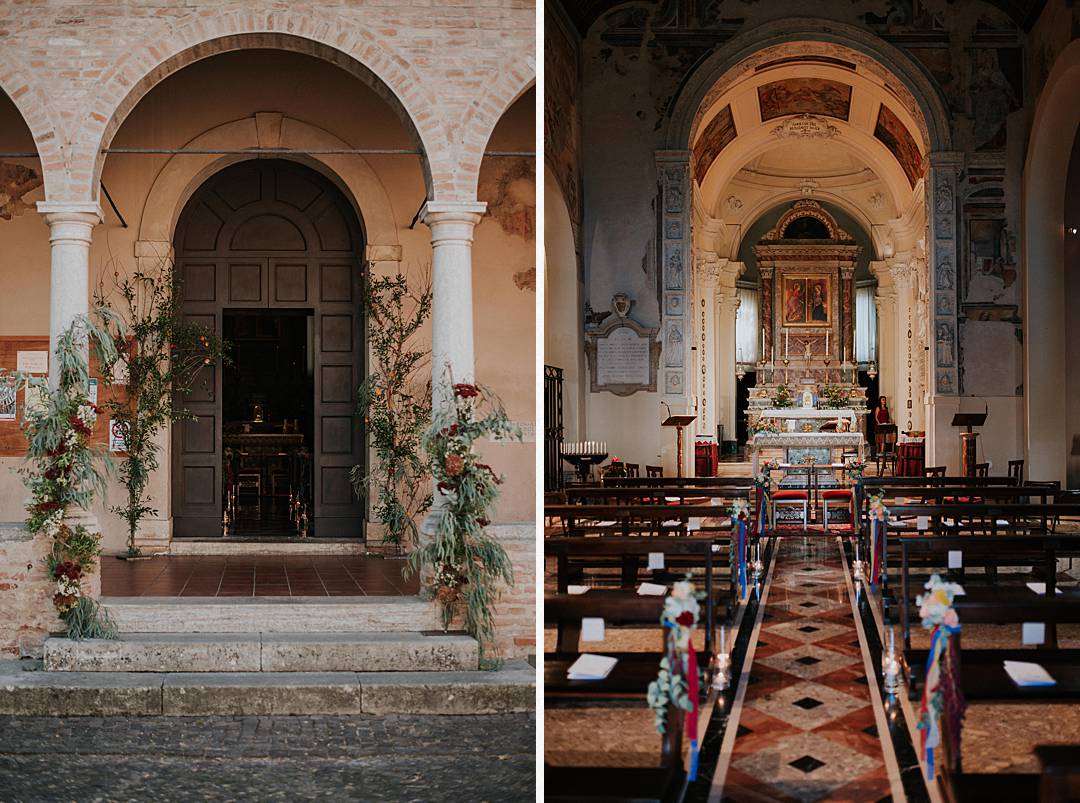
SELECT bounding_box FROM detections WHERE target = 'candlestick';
[825,331,829,354]
[785,330,789,356]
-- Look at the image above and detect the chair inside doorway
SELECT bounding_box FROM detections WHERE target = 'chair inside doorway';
[222,310,315,537]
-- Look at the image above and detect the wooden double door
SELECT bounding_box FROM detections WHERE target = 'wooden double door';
[171,160,366,538]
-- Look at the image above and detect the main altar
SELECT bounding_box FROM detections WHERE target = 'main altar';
[745,201,869,472]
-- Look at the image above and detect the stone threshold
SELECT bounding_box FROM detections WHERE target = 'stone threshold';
[0,659,535,717]
[167,539,369,555]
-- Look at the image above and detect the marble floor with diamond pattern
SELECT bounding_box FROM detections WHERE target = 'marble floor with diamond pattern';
[717,537,896,802]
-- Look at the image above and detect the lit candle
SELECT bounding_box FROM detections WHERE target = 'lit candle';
[761,328,765,358]
[825,331,830,354]
[720,625,726,655]
[785,331,789,356]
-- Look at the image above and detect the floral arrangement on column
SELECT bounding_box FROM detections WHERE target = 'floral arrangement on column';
[407,381,520,662]
[352,268,433,549]
[820,384,849,409]
[1,312,123,637]
[730,498,750,599]
[868,492,888,591]
[647,578,703,780]
[915,574,966,780]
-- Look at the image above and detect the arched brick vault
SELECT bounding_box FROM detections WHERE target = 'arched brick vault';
[1,6,535,206]
[665,17,952,154]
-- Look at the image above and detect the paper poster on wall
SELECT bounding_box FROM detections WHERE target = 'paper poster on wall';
[87,378,98,406]
[16,351,48,374]
[0,377,16,421]
[109,419,128,453]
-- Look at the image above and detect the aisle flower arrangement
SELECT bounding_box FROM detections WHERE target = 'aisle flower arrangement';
[407,381,521,663]
[915,574,966,779]
[868,492,888,590]
[647,578,704,779]
[2,312,123,637]
[730,498,750,598]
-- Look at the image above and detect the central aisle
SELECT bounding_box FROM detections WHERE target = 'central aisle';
[716,538,897,802]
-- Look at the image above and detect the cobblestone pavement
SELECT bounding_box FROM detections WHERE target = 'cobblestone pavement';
[0,713,535,802]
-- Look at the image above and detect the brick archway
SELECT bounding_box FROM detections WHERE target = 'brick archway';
[458,73,537,199]
[70,18,443,202]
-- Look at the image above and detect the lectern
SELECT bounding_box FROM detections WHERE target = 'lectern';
[951,411,987,477]
[662,415,698,478]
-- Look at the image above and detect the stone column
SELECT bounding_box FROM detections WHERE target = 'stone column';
[38,202,102,389]
[716,289,741,451]
[38,201,103,588]
[841,265,855,364]
[694,255,721,440]
[874,281,898,419]
[759,265,774,363]
[888,262,916,432]
[421,201,487,414]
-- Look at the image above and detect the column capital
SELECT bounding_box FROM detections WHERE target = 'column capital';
[37,200,103,226]
[420,200,487,226]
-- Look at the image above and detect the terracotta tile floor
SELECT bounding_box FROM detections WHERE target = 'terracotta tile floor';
[101,555,420,597]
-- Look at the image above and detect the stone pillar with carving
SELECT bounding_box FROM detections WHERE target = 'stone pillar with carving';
[716,288,741,450]
[759,265,774,363]
[874,276,898,420]
[694,255,720,439]
[656,151,692,406]
[841,265,855,364]
[926,152,963,468]
[888,261,916,432]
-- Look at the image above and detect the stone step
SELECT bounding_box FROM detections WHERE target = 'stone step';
[101,596,436,633]
[0,659,535,716]
[43,632,478,673]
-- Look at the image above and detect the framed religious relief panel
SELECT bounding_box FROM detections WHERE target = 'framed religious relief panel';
[782,275,832,327]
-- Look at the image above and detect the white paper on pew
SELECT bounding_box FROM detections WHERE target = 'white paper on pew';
[665,496,680,502]
[662,520,681,528]
[593,520,617,527]
[567,653,618,680]
[710,497,721,506]
[1003,660,1056,687]
[996,519,1012,527]
[688,517,702,531]
[1026,582,1063,595]
[567,585,590,595]
[637,582,668,596]
[917,516,929,531]
[581,617,605,642]
[711,543,723,553]
[648,552,665,570]
[948,550,963,569]
[1022,622,1046,646]
[943,518,957,527]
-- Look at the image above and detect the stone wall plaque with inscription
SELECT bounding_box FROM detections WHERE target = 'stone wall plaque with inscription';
[585,302,660,396]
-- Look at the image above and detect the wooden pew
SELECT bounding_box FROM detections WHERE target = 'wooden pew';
[545,613,691,802]
[545,535,731,657]
[544,503,738,538]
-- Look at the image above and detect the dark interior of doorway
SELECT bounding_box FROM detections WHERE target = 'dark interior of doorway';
[222,309,316,538]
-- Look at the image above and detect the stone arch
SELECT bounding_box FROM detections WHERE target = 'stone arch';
[665,18,951,153]
[1022,38,1080,486]
[67,18,445,202]
[0,55,56,178]
[136,115,399,251]
[729,192,882,262]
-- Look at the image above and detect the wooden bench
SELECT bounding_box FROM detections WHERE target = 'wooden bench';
[545,535,732,657]
[545,601,693,802]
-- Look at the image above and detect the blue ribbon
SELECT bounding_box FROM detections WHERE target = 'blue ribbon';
[738,519,748,599]
[921,623,961,780]
[688,739,699,780]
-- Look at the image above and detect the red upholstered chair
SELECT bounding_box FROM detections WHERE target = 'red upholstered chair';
[822,488,855,531]
[772,489,808,528]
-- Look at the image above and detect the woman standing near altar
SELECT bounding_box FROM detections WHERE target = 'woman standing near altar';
[874,396,891,425]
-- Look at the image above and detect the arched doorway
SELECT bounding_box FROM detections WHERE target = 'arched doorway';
[171,159,366,538]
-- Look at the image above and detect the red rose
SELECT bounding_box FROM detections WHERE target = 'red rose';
[452,383,480,399]
[676,611,694,627]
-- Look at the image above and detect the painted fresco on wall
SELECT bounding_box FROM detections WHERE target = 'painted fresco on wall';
[691,105,736,182]
[0,162,43,220]
[544,9,581,223]
[874,104,924,188]
[757,77,852,122]
[969,48,1021,150]
[965,216,1017,303]
[782,275,831,327]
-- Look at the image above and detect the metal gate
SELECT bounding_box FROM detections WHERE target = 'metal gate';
[543,365,564,491]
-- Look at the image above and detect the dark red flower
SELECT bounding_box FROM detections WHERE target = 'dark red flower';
[452,383,480,399]
[52,561,82,581]
[436,481,456,495]
[675,611,694,627]
[477,517,490,527]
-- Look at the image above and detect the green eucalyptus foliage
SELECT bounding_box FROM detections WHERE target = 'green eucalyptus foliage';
[351,269,432,547]
[0,311,124,637]
[94,262,226,556]
[407,382,521,664]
